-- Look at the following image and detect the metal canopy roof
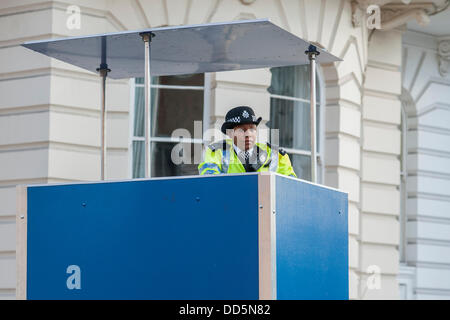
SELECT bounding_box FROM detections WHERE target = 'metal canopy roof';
[22,19,340,79]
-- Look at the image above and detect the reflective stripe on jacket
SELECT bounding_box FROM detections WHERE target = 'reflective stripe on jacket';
[198,139,297,177]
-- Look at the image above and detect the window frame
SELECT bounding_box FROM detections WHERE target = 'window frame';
[268,65,325,182]
[128,73,211,178]
[129,67,325,181]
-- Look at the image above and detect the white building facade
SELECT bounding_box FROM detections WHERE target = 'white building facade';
[0,0,449,300]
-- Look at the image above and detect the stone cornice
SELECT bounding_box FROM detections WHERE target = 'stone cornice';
[381,4,431,30]
[352,0,448,31]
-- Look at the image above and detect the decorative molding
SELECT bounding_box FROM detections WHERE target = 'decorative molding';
[351,0,442,31]
[351,0,399,28]
[438,38,450,77]
[351,1,363,27]
[381,4,431,30]
[240,0,256,5]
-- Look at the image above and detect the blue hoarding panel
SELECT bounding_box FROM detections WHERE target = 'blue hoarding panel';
[27,175,259,299]
[275,176,348,300]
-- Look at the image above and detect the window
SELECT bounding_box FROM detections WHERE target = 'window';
[268,65,323,182]
[130,74,208,178]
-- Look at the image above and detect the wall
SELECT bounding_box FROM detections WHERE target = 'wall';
[0,0,54,299]
[360,28,402,299]
[402,30,450,299]
[0,0,130,299]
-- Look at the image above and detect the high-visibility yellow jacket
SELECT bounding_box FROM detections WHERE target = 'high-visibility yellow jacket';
[198,139,297,177]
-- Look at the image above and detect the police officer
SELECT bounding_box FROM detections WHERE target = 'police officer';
[198,106,297,177]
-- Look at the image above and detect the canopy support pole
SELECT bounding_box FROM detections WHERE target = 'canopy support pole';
[140,32,155,178]
[97,37,110,181]
[305,45,320,183]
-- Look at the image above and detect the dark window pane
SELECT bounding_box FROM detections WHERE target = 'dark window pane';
[134,74,204,138]
[291,154,311,181]
[268,65,318,100]
[290,154,322,183]
[269,99,320,151]
[268,65,321,152]
[133,74,205,178]
[157,73,204,86]
[151,87,203,137]
[133,141,200,178]
[136,74,204,86]
[151,142,199,177]
[135,77,159,85]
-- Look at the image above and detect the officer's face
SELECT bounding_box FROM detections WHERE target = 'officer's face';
[232,124,257,150]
